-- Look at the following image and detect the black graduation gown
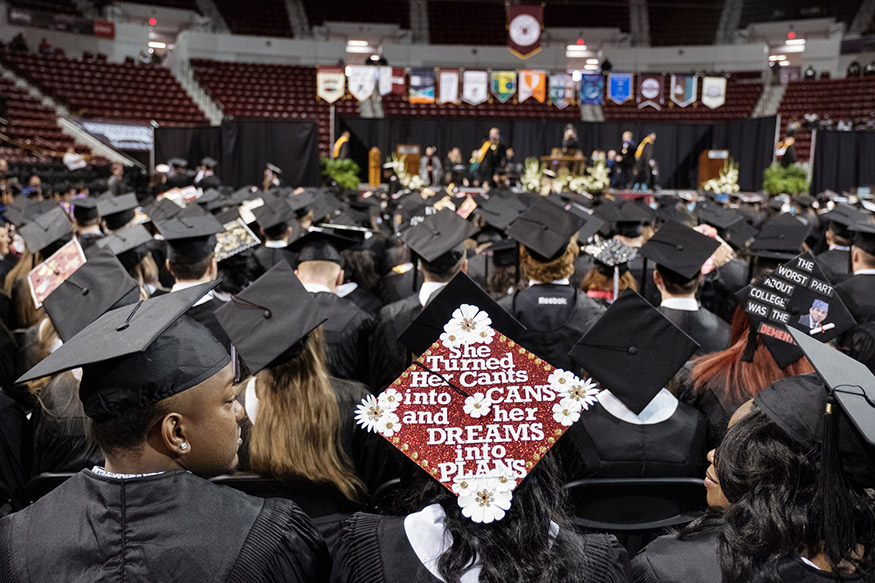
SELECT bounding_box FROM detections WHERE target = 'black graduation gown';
[165,172,193,189]
[0,392,30,514]
[0,469,330,582]
[254,244,297,270]
[330,512,631,583]
[186,297,232,351]
[815,248,851,285]
[196,174,221,190]
[0,321,16,395]
[837,274,875,324]
[78,233,104,254]
[656,306,730,356]
[699,258,749,323]
[377,269,416,305]
[558,400,706,479]
[343,285,383,315]
[369,294,422,391]
[313,292,374,385]
[498,284,606,373]
[0,254,17,284]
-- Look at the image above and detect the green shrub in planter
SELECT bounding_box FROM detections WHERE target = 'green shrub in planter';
[321,157,361,190]
[762,162,809,195]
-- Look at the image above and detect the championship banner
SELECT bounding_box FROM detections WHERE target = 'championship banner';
[506,5,543,59]
[549,73,574,109]
[462,70,489,105]
[702,76,727,109]
[348,66,376,102]
[438,69,460,104]
[607,73,633,104]
[518,70,546,103]
[316,66,346,103]
[580,74,604,105]
[637,74,663,109]
[378,67,406,96]
[409,67,436,104]
[670,74,697,108]
[491,71,517,103]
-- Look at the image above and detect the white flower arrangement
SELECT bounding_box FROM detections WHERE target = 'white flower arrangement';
[463,392,494,419]
[552,397,582,426]
[702,159,740,194]
[440,304,495,348]
[377,388,402,411]
[386,154,425,190]
[355,394,402,437]
[453,472,514,524]
[548,369,599,410]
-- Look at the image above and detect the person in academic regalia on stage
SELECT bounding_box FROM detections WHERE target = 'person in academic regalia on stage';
[2,284,330,582]
[837,223,875,324]
[639,221,730,356]
[560,290,706,480]
[476,127,508,188]
[500,199,606,373]
[632,132,657,191]
[333,131,351,161]
[71,197,103,253]
[616,130,637,189]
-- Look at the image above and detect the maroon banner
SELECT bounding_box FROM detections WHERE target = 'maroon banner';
[506,5,543,59]
[637,74,664,110]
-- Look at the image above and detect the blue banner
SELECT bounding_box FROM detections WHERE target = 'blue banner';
[580,74,604,105]
[608,73,633,104]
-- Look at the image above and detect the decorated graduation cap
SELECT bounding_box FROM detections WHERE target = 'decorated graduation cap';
[19,206,73,254]
[399,209,478,267]
[155,215,224,263]
[737,252,856,368]
[17,281,229,422]
[214,262,327,375]
[288,228,358,266]
[214,219,261,263]
[96,224,153,270]
[639,220,721,282]
[398,271,526,356]
[355,300,599,523]
[506,198,585,262]
[567,288,699,415]
[98,194,139,231]
[750,214,810,260]
[43,247,141,342]
[850,222,875,255]
[72,197,100,223]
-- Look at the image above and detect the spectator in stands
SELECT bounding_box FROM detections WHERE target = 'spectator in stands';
[38,38,52,56]
[419,145,442,187]
[333,131,351,160]
[107,162,129,196]
[23,175,42,199]
[9,33,27,52]
[865,61,875,76]
[847,60,862,77]
[803,65,816,79]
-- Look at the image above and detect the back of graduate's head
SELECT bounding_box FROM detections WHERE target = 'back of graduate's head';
[520,235,579,283]
[421,247,468,283]
[167,252,216,282]
[654,263,699,296]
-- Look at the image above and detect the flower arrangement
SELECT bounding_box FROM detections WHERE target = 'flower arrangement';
[385,154,425,190]
[702,159,740,194]
[521,157,545,191]
[553,162,610,196]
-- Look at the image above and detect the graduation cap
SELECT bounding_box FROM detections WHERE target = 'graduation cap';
[201,157,217,168]
[849,222,875,255]
[169,158,188,168]
[399,210,478,265]
[613,201,655,238]
[639,220,721,281]
[476,195,526,230]
[2,198,56,227]
[723,218,759,250]
[17,281,229,422]
[214,219,261,263]
[215,206,241,225]
[214,262,327,374]
[197,188,223,206]
[252,198,294,232]
[826,204,870,239]
[695,204,744,231]
[309,194,343,223]
[179,202,208,218]
[288,229,358,265]
[155,215,224,263]
[750,214,810,259]
[398,272,526,356]
[72,197,100,223]
[506,198,585,262]
[285,191,316,218]
[95,224,153,270]
[19,206,73,254]
[567,288,699,414]
[230,186,260,205]
[98,194,139,231]
[43,248,141,342]
[143,197,183,222]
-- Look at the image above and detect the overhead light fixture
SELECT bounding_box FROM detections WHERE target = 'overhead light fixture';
[345,46,373,54]
[347,40,369,47]
[586,58,599,64]
[769,54,787,61]
[785,38,806,45]
[566,44,588,51]
[779,61,790,67]
[369,54,380,61]
[571,70,582,81]
[148,41,166,49]
[583,64,599,71]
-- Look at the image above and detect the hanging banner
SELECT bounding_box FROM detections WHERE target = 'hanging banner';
[438,69,460,104]
[378,67,405,96]
[518,70,546,103]
[670,74,697,108]
[409,67,436,104]
[580,74,604,105]
[607,72,633,104]
[491,70,517,103]
[316,66,345,103]
[637,74,663,109]
[549,73,574,109]
[348,66,376,102]
[506,5,543,59]
[702,76,727,109]
[462,70,489,105]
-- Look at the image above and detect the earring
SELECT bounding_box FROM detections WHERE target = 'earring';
[180,442,189,451]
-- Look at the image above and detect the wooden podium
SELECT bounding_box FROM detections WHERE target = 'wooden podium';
[396,144,420,178]
[698,150,729,187]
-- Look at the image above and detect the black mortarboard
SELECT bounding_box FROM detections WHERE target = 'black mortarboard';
[201,157,217,168]
[214,262,327,374]
[197,188,223,206]
[568,288,699,414]
[639,220,721,281]
[557,203,605,244]
[43,248,141,342]
[826,204,868,239]
[216,206,241,225]
[850,222,875,255]
[155,215,223,263]
[17,281,229,421]
[506,198,585,261]
[399,210,478,264]
[169,158,188,168]
[230,186,260,204]
[98,194,139,231]
[96,224,153,270]
[72,197,100,223]
[750,214,810,258]
[285,191,316,218]
[476,195,526,230]
[252,198,294,231]
[695,204,744,231]
[288,229,358,265]
[309,194,343,223]
[19,206,73,254]
[143,197,183,222]
[179,202,208,218]
[2,198,56,227]
[723,218,759,249]
[398,272,526,356]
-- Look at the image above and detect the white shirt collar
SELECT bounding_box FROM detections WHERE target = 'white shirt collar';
[854,268,875,276]
[302,282,333,295]
[336,282,358,298]
[529,278,570,287]
[264,240,288,249]
[244,377,259,424]
[597,388,678,425]
[660,297,699,311]
[828,244,850,251]
[419,281,447,307]
[170,281,215,306]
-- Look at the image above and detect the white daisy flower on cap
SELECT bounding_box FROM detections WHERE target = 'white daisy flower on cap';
[463,392,493,418]
[552,397,582,426]
[440,304,494,348]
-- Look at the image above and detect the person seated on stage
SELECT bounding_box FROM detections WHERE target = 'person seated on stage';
[562,124,578,154]
[631,338,875,583]
[561,289,706,481]
[2,283,330,582]
[71,198,103,252]
[500,199,606,373]
[443,146,469,186]
[419,145,442,187]
[639,221,730,356]
[252,198,299,270]
[837,223,875,324]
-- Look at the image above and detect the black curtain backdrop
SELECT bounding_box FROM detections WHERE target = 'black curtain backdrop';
[340,116,777,191]
[154,120,320,188]
[812,130,875,194]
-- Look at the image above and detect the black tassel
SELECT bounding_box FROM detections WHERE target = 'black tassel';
[740,321,758,362]
[819,396,854,567]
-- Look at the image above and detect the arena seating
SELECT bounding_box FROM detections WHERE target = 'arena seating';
[302,0,410,28]
[121,0,201,11]
[544,2,630,32]
[739,0,860,27]
[648,0,722,46]
[0,49,208,126]
[9,0,80,16]
[428,1,506,45]
[602,73,762,122]
[212,0,293,37]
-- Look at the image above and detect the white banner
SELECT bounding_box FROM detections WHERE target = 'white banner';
[462,70,489,105]
[378,66,393,96]
[316,68,345,103]
[348,66,376,102]
[438,69,460,104]
[701,76,726,109]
